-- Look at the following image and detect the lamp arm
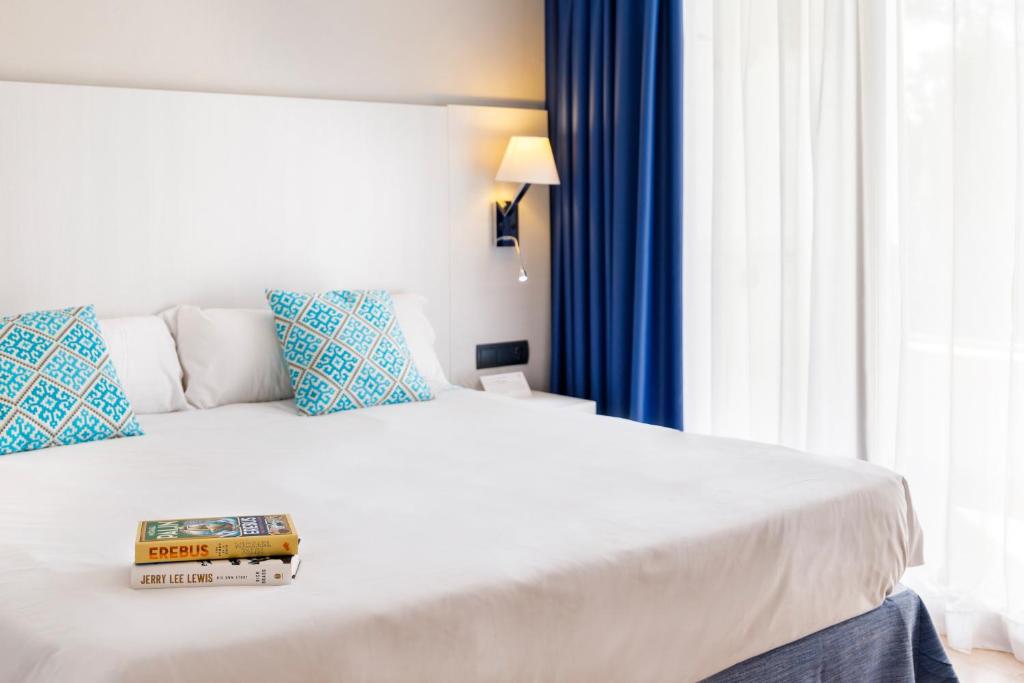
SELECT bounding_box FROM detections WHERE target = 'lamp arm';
[495,234,528,282]
[495,234,522,254]
[500,183,532,217]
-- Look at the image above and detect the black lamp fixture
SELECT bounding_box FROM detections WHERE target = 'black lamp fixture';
[494,136,561,282]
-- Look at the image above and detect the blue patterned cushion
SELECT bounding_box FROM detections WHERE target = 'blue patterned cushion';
[0,305,143,456]
[266,289,433,416]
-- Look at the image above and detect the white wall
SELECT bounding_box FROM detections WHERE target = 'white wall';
[0,0,545,107]
[447,105,551,390]
[0,3,551,388]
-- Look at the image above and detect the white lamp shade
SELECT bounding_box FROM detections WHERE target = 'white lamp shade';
[495,136,561,185]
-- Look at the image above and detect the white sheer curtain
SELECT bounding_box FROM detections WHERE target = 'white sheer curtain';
[683,0,1024,660]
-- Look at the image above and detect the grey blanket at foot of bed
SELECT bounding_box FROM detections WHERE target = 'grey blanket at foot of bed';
[704,587,958,682]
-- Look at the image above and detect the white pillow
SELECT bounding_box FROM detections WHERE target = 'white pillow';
[99,316,188,414]
[164,306,292,409]
[164,293,448,409]
[391,292,449,387]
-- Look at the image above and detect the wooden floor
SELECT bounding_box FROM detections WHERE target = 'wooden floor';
[943,639,1024,682]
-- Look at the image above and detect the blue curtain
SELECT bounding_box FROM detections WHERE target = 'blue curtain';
[546,0,684,429]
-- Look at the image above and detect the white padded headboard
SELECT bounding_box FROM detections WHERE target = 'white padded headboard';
[0,80,451,375]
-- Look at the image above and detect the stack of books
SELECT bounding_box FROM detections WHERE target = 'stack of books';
[130,514,300,589]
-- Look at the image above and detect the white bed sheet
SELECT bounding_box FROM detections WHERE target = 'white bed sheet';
[0,388,922,682]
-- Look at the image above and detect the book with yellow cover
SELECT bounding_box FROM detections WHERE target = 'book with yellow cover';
[135,514,298,564]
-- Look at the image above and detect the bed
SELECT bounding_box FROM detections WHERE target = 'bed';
[0,79,952,682]
[0,385,932,682]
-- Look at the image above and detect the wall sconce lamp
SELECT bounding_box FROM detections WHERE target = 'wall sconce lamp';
[495,136,560,282]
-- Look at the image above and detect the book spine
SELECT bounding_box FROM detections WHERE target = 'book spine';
[131,559,294,589]
[134,533,299,564]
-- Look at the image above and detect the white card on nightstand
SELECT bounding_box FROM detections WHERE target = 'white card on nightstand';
[480,371,532,399]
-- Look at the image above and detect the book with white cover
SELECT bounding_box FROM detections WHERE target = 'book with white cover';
[130,555,300,589]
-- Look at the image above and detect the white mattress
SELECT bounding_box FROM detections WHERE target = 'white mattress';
[0,388,922,682]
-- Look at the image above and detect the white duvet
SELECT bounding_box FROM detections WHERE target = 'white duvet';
[0,388,922,682]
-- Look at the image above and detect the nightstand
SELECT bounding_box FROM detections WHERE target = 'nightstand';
[520,391,597,414]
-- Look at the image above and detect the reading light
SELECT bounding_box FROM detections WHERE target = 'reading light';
[495,137,560,279]
[496,235,529,282]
